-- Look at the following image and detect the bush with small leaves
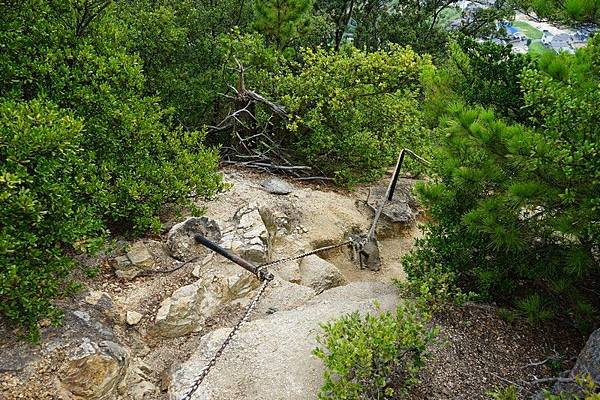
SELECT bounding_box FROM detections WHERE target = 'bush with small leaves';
[0,99,104,340]
[0,0,223,338]
[274,45,433,186]
[313,303,438,399]
[487,385,518,400]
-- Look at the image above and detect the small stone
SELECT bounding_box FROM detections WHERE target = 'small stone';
[202,253,214,265]
[114,255,131,268]
[126,311,143,326]
[261,177,294,195]
[38,318,51,328]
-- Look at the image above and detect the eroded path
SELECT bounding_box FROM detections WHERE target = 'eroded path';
[0,167,582,400]
[0,167,422,400]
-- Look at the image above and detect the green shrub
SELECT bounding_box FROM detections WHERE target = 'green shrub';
[403,33,600,323]
[0,99,104,340]
[274,45,433,186]
[399,245,476,309]
[313,303,438,399]
[403,100,599,325]
[1,0,223,234]
[0,1,223,337]
[488,385,519,400]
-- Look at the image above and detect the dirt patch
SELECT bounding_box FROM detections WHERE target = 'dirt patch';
[408,304,585,399]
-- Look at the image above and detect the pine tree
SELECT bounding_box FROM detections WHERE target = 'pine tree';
[405,36,600,331]
[254,0,313,49]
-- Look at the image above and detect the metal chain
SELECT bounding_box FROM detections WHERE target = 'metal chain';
[258,240,353,269]
[180,279,271,400]
[180,239,354,400]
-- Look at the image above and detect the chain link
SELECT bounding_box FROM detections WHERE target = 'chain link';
[180,279,271,400]
[258,240,353,269]
[179,239,354,400]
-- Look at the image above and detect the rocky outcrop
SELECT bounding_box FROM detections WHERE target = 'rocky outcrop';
[123,360,159,399]
[112,241,155,280]
[153,281,221,338]
[299,255,346,294]
[219,204,270,264]
[168,282,400,400]
[57,339,129,400]
[167,217,222,261]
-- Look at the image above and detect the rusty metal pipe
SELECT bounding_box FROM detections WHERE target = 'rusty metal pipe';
[194,234,274,281]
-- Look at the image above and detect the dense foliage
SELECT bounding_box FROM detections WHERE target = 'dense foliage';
[512,0,599,23]
[274,45,432,184]
[1,0,221,336]
[314,0,513,55]
[0,100,103,340]
[313,303,438,399]
[404,36,600,331]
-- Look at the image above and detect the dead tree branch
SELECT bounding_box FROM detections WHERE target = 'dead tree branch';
[209,59,315,178]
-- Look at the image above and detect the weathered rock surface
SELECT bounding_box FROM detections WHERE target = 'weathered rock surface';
[367,181,419,224]
[253,279,316,316]
[154,281,220,338]
[299,255,346,294]
[112,241,155,280]
[219,205,270,264]
[193,261,259,304]
[167,217,222,261]
[168,282,399,400]
[273,260,302,284]
[537,328,600,398]
[123,359,159,399]
[261,177,294,195]
[57,339,129,400]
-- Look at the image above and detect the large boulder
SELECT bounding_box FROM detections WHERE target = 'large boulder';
[367,180,419,224]
[167,217,222,261]
[299,255,346,294]
[168,282,400,400]
[273,260,302,284]
[56,339,129,400]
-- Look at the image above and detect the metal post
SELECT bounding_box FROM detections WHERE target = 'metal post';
[367,149,406,241]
